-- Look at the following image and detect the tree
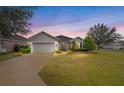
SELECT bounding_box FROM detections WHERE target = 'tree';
[0,6,36,37]
[69,40,78,50]
[83,36,96,51]
[87,23,121,50]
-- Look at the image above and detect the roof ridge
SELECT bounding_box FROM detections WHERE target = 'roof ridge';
[56,35,73,39]
[28,31,59,41]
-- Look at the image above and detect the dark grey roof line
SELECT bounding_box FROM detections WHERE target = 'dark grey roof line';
[75,37,83,40]
[56,35,73,39]
[28,31,59,41]
[0,34,27,42]
[56,35,73,43]
[42,31,60,41]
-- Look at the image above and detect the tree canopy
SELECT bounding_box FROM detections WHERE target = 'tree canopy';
[83,36,96,51]
[0,6,36,37]
[87,23,121,50]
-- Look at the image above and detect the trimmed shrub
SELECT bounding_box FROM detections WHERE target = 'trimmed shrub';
[20,47,31,54]
[83,36,96,51]
[14,45,31,54]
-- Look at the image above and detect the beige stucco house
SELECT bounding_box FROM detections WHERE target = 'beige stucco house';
[0,31,84,53]
[28,31,84,53]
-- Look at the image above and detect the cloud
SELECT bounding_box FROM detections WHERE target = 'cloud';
[27,24,88,38]
[116,24,124,35]
[28,7,124,38]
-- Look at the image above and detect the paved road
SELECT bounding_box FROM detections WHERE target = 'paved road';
[0,54,53,86]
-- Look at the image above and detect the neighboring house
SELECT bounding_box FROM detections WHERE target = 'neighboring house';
[103,41,124,50]
[0,34,27,53]
[56,35,83,50]
[28,31,59,53]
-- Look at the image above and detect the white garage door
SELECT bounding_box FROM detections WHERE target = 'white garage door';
[32,43,55,53]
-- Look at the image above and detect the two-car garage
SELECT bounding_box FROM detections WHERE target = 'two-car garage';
[32,43,55,53]
[28,31,59,53]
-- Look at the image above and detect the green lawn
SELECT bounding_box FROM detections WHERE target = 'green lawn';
[39,50,124,86]
[0,53,22,62]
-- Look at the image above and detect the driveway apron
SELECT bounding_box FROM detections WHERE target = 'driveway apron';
[0,53,52,85]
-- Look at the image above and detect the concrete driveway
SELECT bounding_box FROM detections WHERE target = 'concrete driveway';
[0,53,53,86]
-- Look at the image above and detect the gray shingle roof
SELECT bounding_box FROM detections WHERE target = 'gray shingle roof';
[75,37,83,40]
[28,31,59,41]
[0,34,27,42]
[56,35,73,43]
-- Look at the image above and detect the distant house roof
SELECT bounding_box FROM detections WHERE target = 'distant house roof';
[28,31,59,41]
[56,35,73,43]
[74,37,83,40]
[0,34,27,42]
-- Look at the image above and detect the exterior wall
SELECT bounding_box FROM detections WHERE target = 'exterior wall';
[103,42,124,50]
[59,41,70,51]
[103,43,113,49]
[113,42,121,50]
[55,41,59,50]
[120,44,124,49]
[1,40,27,52]
[74,38,83,48]
[0,41,1,49]
[76,42,81,48]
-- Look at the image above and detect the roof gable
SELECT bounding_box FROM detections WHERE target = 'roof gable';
[75,37,83,40]
[28,31,59,41]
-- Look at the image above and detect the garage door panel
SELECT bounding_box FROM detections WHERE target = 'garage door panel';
[33,43,55,53]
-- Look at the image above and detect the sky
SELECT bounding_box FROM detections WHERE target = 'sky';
[29,6,124,38]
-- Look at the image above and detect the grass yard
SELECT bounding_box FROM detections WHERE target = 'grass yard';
[39,50,124,86]
[0,52,22,62]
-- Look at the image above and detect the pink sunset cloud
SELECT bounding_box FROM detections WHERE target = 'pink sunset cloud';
[26,25,88,39]
[116,24,124,35]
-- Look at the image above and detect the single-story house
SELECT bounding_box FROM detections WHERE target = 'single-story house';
[28,31,84,53]
[0,34,27,53]
[28,31,60,53]
[0,31,84,53]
